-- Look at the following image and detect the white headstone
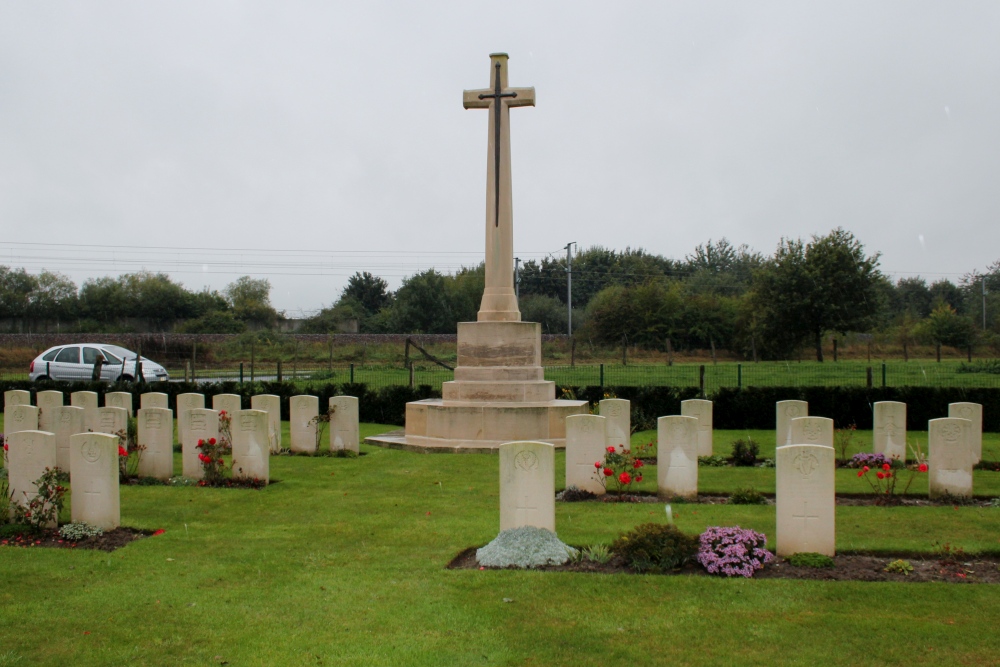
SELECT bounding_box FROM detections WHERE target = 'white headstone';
[789,417,834,448]
[948,403,982,464]
[36,390,64,433]
[140,392,169,410]
[499,441,555,532]
[137,408,173,480]
[329,396,359,453]
[250,394,282,453]
[4,404,38,439]
[776,444,835,557]
[182,408,219,479]
[599,398,630,451]
[290,395,319,454]
[928,417,974,499]
[4,389,30,408]
[212,393,242,418]
[69,432,120,530]
[232,409,269,483]
[71,391,99,432]
[680,399,713,456]
[564,414,607,495]
[657,415,699,499]
[95,406,128,438]
[776,400,808,447]
[176,393,205,448]
[873,401,907,461]
[105,391,133,417]
[6,430,58,526]
[52,405,85,471]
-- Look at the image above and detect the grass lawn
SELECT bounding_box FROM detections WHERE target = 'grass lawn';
[1,420,1000,665]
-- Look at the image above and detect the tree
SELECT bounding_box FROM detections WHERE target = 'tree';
[519,294,568,334]
[0,266,36,318]
[748,229,884,361]
[389,270,455,333]
[891,277,933,319]
[225,276,279,327]
[917,303,976,349]
[341,271,392,316]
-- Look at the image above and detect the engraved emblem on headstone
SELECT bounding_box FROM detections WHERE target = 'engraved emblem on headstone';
[606,404,622,418]
[793,451,819,477]
[942,423,964,442]
[514,450,539,471]
[580,419,594,433]
[191,414,206,431]
[12,407,25,424]
[110,395,122,407]
[60,411,71,425]
[786,405,803,418]
[957,406,973,420]
[82,440,102,463]
[241,414,255,431]
[803,423,822,442]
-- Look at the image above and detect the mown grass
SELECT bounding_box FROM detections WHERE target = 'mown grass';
[0,421,999,665]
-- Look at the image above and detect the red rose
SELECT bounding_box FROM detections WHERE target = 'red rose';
[635,474,643,483]
[634,459,644,469]
[618,472,631,485]
[606,446,616,453]
[217,458,223,464]
[603,467,614,477]
[876,472,885,480]
[197,439,204,448]
[118,446,128,457]
[219,410,226,416]
[209,438,217,445]
[918,463,928,472]
[2,443,7,452]
[882,463,891,471]
[594,462,601,468]
[862,466,870,472]
[857,470,863,477]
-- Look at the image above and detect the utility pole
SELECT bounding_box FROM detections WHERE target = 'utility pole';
[514,257,521,299]
[565,242,576,335]
[983,276,987,329]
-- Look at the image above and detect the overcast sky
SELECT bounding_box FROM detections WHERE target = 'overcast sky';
[1,1,998,314]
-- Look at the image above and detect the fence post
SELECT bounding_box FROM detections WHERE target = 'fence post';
[832,338,838,363]
[699,365,705,398]
[408,362,414,388]
[737,363,742,389]
[936,343,941,363]
[184,360,189,384]
[881,363,886,388]
[191,342,196,382]
[866,366,873,389]
[599,363,604,388]
[350,363,355,384]
[277,360,282,383]
[239,362,244,386]
[250,341,256,382]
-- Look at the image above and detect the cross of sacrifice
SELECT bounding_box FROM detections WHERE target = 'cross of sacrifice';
[792,501,820,531]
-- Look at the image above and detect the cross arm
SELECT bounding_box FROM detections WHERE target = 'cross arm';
[463,87,537,109]
[463,88,492,109]
[506,87,535,107]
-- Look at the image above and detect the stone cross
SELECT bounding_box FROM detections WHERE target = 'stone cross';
[463,53,535,323]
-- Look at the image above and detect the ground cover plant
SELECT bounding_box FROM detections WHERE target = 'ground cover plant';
[0,419,999,665]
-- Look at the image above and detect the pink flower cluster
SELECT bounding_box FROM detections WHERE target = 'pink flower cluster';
[696,526,774,578]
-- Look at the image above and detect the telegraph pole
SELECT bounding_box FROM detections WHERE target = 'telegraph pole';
[983,276,987,329]
[514,257,521,299]
[565,242,576,335]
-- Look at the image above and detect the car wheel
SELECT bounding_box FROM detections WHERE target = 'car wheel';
[118,375,134,383]
[35,376,50,382]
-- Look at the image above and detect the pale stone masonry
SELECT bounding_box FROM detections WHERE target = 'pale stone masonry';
[36,390,63,434]
[53,405,85,471]
[499,441,554,532]
[680,399,713,457]
[71,391,99,432]
[137,408,173,480]
[6,430,58,526]
[140,392,169,410]
[564,414,607,495]
[873,401,907,461]
[290,395,319,454]
[232,409,269,483]
[928,417,974,499]
[182,408,219,479]
[105,392,133,417]
[70,433,120,529]
[95,407,128,437]
[776,444,835,557]
[657,416,699,499]
[329,396,359,454]
[176,393,205,449]
[600,399,631,451]
[251,394,282,453]
[948,403,982,463]
[789,417,834,448]
[776,400,808,447]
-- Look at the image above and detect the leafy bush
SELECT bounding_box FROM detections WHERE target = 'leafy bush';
[786,552,835,568]
[581,544,613,564]
[957,360,1000,375]
[884,559,913,575]
[698,455,729,467]
[730,438,759,467]
[729,487,768,505]
[593,443,649,497]
[58,522,104,541]
[557,485,597,502]
[697,526,774,578]
[611,523,698,574]
[476,526,578,568]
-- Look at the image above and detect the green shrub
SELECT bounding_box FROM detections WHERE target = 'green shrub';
[731,438,759,467]
[698,455,729,467]
[884,559,913,575]
[581,544,613,564]
[58,522,104,541]
[786,552,835,568]
[611,523,698,574]
[729,487,768,505]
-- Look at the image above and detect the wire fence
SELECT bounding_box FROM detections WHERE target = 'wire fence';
[4,360,999,391]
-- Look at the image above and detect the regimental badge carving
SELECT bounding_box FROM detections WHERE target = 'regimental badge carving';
[941,423,964,442]
[803,423,822,442]
[580,418,595,434]
[185,396,198,408]
[82,439,102,463]
[785,405,803,418]
[883,417,900,438]
[60,411,71,425]
[109,395,123,407]
[12,407,25,424]
[957,406,974,420]
[793,451,819,477]
[605,403,622,418]
[241,414,256,431]
[514,450,539,471]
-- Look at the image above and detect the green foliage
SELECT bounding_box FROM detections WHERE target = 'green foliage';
[786,552,835,568]
[226,276,280,327]
[730,437,759,466]
[518,294,568,334]
[884,559,914,575]
[341,271,393,316]
[581,543,613,564]
[916,303,977,349]
[176,311,246,334]
[729,487,767,505]
[958,360,1000,375]
[8,467,67,528]
[698,455,729,467]
[58,522,104,540]
[611,523,698,573]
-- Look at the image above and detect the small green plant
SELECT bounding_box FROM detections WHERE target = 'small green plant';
[698,455,729,467]
[611,523,698,574]
[9,467,67,529]
[333,448,359,459]
[58,522,104,541]
[730,438,759,467]
[581,543,613,564]
[758,458,775,468]
[729,487,768,505]
[884,559,913,575]
[786,552,835,568]
[309,405,337,453]
[558,485,597,502]
[834,423,857,465]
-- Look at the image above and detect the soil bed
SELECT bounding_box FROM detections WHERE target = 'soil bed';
[448,547,1000,583]
[558,492,997,507]
[0,527,152,552]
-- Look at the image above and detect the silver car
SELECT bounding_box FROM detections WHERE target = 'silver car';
[29,344,170,383]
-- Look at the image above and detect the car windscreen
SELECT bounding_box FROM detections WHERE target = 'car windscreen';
[103,345,136,360]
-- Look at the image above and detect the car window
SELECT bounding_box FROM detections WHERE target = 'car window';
[55,347,80,364]
[42,349,60,361]
[82,347,104,364]
[104,345,135,359]
[102,350,122,365]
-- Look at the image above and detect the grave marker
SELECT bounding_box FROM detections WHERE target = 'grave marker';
[105,391,133,417]
[948,403,982,463]
[4,389,30,408]
[36,390,64,433]
[52,405,85,471]
[776,400,808,447]
[680,399,713,457]
[95,406,128,437]
[499,441,554,531]
[290,395,319,454]
[176,393,205,448]
[213,394,242,421]
[873,401,907,461]
[789,417,834,448]
[564,414,607,495]
[928,417,974,499]
[140,392,169,410]
[599,398,630,451]
[657,415,699,499]
[137,408,173,480]
[71,391,99,432]
[232,409,269,483]
[251,394,282,453]
[182,408,219,479]
[329,396,359,453]
[776,444,835,557]
[70,433,120,529]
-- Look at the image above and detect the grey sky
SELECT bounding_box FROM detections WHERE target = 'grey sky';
[1,1,998,314]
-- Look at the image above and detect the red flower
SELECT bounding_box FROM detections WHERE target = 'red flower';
[857,470,864,477]
[634,459,644,469]
[118,446,128,457]
[635,474,643,483]
[876,472,885,480]
[919,463,928,472]
[2,443,7,452]
[603,467,614,477]
[209,437,217,445]
[217,458,224,464]
[618,472,632,485]
[862,466,870,472]
[219,410,227,416]
[152,529,165,536]
[606,446,616,453]
[882,463,891,472]
[594,461,601,469]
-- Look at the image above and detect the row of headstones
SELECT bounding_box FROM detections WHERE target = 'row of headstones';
[776,399,982,498]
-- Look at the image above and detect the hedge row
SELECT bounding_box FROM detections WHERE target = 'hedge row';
[2,381,997,432]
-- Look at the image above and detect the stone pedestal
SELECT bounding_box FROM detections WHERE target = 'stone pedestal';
[368,321,588,452]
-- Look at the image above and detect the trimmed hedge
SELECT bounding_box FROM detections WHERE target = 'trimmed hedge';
[2,381,997,431]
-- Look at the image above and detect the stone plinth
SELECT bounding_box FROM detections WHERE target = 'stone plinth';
[368,320,588,452]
